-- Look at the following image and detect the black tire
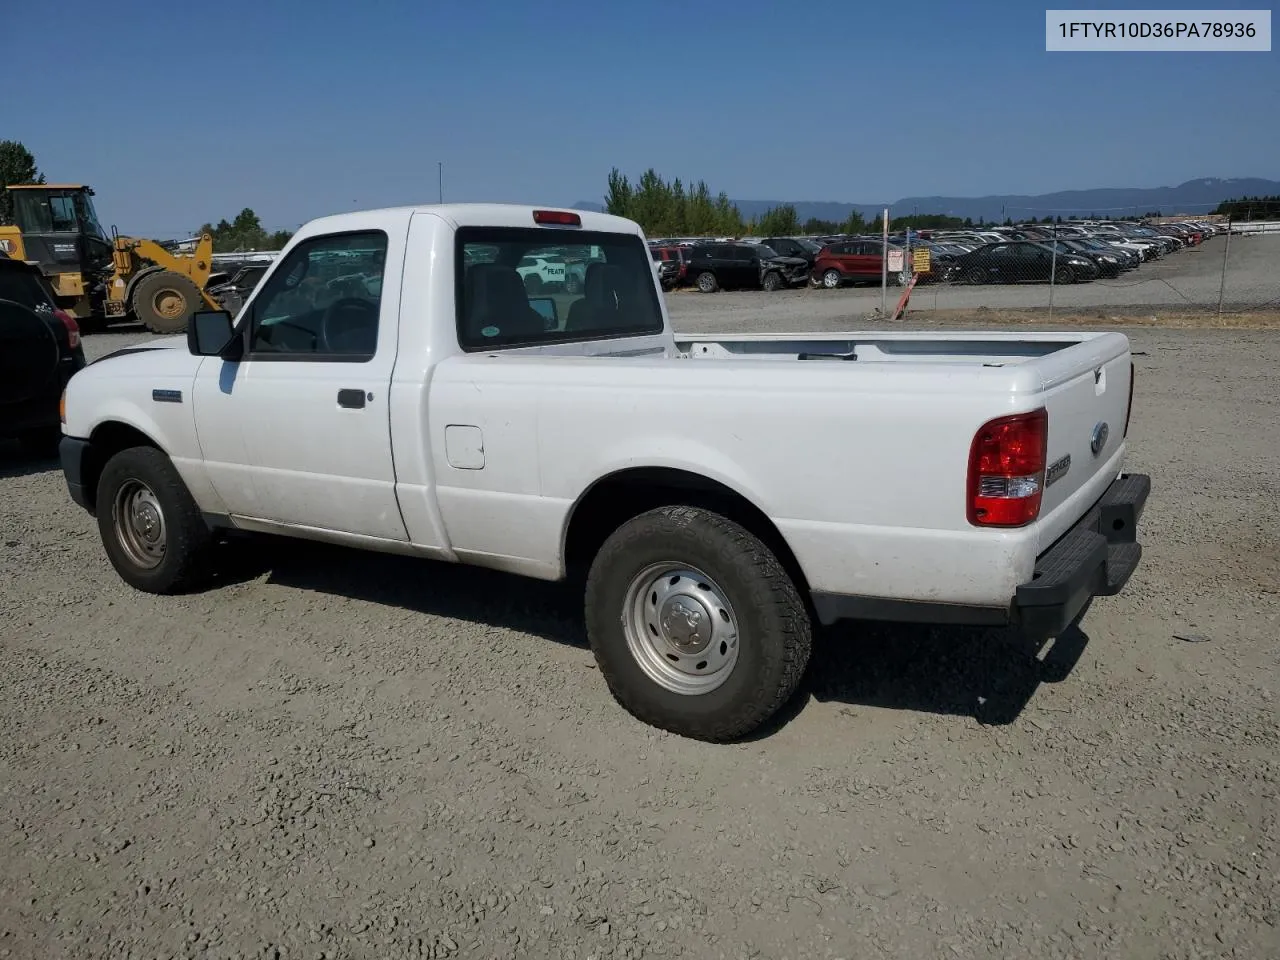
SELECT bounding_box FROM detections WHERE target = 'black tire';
[1054,265,1076,285]
[762,272,784,292]
[95,446,214,593]
[130,270,205,334]
[821,268,843,289]
[965,266,987,285]
[17,427,63,459]
[584,505,812,742]
[696,271,719,293]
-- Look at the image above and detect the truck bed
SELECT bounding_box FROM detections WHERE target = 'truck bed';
[673,330,1114,367]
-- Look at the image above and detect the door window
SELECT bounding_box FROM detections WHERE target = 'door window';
[246,231,387,360]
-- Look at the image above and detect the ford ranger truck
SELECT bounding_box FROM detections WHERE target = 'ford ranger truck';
[58,204,1150,742]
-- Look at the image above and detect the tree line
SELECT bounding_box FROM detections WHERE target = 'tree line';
[601,168,1163,238]
[197,208,292,252]
[1213,195,1280,221]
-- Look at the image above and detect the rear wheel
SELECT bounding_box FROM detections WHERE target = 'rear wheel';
[696,271,719,293]
[130,270,204,334]
[584,505,813,742]
[822,269,842,289]
[96,446,214,593]
[762,271,784,292]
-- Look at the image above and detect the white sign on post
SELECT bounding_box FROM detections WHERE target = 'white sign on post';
[887,250,905,272]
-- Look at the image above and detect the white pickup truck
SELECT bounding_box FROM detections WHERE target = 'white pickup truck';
[58,204,1149,741]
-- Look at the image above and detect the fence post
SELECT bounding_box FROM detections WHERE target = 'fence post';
[1216,216,1233,317]
[880,207,889,316]
[1048,222,1058,321]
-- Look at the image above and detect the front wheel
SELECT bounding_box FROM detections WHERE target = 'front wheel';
[762,272,784,292]
[1054,265,1076,285]
[585,505,813,742]
[821,269,843,289]
[95,446,214,593]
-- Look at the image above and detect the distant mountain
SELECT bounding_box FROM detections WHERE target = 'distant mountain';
[574,177,1280,223]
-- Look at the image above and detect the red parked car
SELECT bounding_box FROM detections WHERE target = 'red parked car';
[649,245,690,288]
[813,240,898,288]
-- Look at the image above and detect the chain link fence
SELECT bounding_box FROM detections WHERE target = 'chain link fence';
[868,206,1280,321]
[661,204,1280,323]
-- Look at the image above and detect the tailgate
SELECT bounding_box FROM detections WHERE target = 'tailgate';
[1037,342,1134,531]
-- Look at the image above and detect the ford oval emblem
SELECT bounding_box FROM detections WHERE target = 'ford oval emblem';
[1090,421,1110,456]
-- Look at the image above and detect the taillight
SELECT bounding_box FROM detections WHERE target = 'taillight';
[54,308,80,349]
[967,408,1049,527]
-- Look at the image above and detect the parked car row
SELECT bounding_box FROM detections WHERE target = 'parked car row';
[646,218,1226,292]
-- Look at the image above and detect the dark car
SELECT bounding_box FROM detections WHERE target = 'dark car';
[1042,239,1127,278]
[753,236,822,268]
[0,255,86,455]
[953,241,1100,285]
[685,242,810,292]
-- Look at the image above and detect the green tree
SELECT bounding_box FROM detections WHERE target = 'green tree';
[605,167,633,218]
[0,140,45,225]
[754,204,800,236]
[840,210,867,234]
[198,207,291,251]
[602,169,744,236]
[802,217,840,234]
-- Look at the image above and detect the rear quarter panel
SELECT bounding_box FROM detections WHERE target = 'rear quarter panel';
[424,352,1087,604]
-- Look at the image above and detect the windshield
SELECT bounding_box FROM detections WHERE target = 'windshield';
[74,192,108,242]
[755,245,780,259]
[795,238,822,253]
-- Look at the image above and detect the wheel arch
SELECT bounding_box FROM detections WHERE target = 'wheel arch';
[79,420,162,515]
[561,466,812,600]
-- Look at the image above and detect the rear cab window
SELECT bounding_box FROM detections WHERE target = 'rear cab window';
[455,227,664,351]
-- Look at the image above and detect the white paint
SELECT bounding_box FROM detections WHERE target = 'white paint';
[62,202,1137,613]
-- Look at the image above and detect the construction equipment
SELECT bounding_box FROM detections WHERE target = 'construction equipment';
[0,184,219,333]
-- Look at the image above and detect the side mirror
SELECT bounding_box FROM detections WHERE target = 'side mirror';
[188,309,238,358]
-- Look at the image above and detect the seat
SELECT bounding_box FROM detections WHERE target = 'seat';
[463,263,547,341]
[565,262,636,332]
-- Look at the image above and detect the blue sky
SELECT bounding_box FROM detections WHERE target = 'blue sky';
[3,0,1275,237]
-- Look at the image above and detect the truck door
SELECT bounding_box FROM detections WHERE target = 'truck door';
[191,226,409,541]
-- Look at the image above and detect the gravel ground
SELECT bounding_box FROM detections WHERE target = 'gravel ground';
[671,233,1280,325]
[1,306,1277,959]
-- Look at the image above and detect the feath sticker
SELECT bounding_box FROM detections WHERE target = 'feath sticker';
[1046,10,1271,51]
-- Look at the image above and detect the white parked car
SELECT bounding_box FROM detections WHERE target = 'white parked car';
[57,203,1149,741]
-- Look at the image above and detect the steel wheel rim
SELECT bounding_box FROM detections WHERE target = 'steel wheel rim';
[152,288,186,320]
[823,270,840,288]
[698,274,715,292]
[112,479,166,569]
[622,562,740,696]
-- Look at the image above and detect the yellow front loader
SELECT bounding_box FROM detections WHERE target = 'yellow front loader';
[0,184,219,334]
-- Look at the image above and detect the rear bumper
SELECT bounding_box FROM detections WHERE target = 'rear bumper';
[810,472,1151,639]
[60,435,94,513]
[1012,472,1149,639]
